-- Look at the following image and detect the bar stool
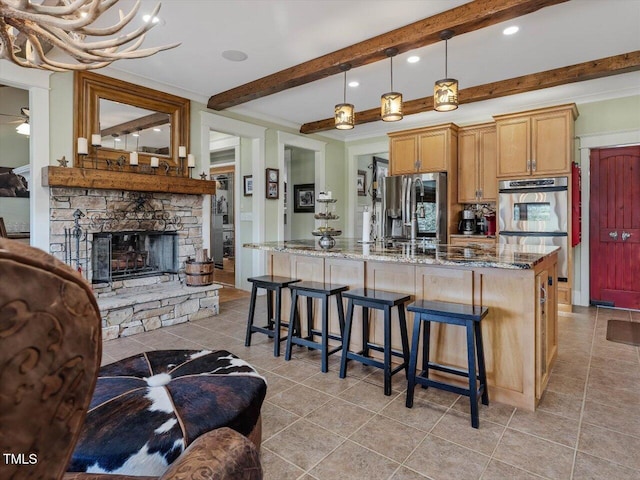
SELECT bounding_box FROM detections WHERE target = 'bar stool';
[245,275,300,357]
[339,288,411,396]
[406,300,489,429]
[284,281,348,373]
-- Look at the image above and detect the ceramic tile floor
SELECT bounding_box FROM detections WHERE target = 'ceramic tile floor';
[102,295,640,480]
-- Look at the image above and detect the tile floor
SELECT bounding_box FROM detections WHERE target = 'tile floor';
[102,294,640,480]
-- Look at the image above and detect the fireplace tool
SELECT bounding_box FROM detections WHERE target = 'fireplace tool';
[64,209,88,276]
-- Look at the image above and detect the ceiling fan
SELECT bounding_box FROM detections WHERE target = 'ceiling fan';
[0,107,30,135]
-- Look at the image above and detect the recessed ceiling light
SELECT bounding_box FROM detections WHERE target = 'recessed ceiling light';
[222,50,248,62]
[132,133,140,137]
[503,26,519,35]
[153,128,161,132]
[114,138,121,142]
[407,56,420,64]
[348,81,359,88]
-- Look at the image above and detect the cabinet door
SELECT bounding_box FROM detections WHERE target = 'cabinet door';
[418,130,448,172]
[478,128,497,201]
[496,116,530,178]
[535,268,556,399]
[458,130,479,203]
[531,110,572,176]
[390,135,418,175]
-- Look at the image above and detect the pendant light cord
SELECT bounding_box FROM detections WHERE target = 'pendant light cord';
[444,39,448,78]
[390,56,394,91]
[343,70,347,103]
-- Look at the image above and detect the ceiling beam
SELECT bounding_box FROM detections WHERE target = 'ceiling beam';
[207,0,567,110]
[100,112,170,138]
[300,51,640,134]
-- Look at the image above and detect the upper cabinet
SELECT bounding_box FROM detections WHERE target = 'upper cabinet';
[458,123,497,203]
[494,104,578,178]
[389,123,458,175]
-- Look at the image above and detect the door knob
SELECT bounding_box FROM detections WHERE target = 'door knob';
[622,231,632,241]
[609,231,618,240]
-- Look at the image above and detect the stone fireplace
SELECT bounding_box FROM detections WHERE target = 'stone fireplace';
[49,187,202,287]
[48,186,220,339]
[92,231,179,283]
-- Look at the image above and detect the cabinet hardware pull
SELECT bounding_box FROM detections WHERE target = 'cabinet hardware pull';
[609,231,618,240]
[527,159,531,171]
[532,159,537,171]
[540,285,547,304]
[622,231,632,241]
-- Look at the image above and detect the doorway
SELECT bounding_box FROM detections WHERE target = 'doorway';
[210,165,235,286]
[589,145,640,309]
[209,132,238,287]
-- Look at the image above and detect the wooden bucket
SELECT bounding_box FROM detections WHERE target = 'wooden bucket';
[185,260,214,286]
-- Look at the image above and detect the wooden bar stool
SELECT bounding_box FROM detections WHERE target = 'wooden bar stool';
[406,300,489,428]
[284,281,348,373]
[339,288,411,396]
[245,275,300,357]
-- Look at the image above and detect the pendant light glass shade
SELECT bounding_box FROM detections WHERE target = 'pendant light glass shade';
[434,78,458,112]
[335,64,354,129]
[335,103,355,129]
[434,30,458,112]
[381,48,403,121]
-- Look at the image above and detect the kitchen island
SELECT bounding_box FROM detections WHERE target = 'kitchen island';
[244,239,559,411]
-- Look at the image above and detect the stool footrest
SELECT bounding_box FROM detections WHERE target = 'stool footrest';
[308,329,343,343]
[290,336,343,356]
[426,362,471,379]
[413,376,484,399]
[364,343,408,359]
[344,351,408,373]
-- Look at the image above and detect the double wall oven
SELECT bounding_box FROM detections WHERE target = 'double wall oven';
[498,177,569,281]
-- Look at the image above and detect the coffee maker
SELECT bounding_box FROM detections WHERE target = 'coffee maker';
[459,210,477,235]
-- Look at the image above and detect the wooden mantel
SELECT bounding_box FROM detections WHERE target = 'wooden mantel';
[42,167,216,195]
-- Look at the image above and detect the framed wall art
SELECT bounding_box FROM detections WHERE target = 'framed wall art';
[243,175,253,196]
[293,183,315,213]
[357,170,366,196]
[265,168,279,199]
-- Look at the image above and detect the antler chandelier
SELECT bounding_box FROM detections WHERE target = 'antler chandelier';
[0,0,178,71]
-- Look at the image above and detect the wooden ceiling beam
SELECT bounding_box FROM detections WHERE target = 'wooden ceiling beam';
[300,51,640,134]
[207,0,567,110]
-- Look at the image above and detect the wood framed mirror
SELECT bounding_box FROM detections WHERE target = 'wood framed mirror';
[74,71,190,172]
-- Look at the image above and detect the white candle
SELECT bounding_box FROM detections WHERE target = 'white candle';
[150,156,159,168]
[129,152,138,166]
[77,137,88,155]
[362,210,371,243]
[178,145,187,158]
[187,154,195,167]
[91,134,102,146]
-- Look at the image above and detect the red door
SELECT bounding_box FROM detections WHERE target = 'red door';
[590,146,640,309]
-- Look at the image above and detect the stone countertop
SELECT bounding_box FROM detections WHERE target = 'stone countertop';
[244,238,558,270]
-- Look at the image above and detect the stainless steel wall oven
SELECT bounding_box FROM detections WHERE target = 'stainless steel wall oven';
[498,176,569,281]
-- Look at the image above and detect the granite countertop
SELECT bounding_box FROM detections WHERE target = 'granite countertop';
[244,238,558,270]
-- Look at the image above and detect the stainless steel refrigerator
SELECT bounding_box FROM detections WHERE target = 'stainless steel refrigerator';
[382,172,447,243]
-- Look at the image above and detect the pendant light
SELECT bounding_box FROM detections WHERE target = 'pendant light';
[335,63,355,130]
[381,48,403,122]
[434,29,459,112]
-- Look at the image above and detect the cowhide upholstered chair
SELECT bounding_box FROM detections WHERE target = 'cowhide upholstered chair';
[0,239,262,480]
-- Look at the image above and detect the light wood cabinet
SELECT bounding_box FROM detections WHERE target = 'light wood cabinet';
[535,267,558,398]
[458,123,497,203]
[494,104,578,178]
[389,123,458,175]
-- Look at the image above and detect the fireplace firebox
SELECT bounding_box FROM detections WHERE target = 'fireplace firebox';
[92,231,178,284]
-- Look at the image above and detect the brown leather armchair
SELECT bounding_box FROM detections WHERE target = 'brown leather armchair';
[0,239,262,480]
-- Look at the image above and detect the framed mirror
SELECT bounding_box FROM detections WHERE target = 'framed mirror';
[74,71,190,171]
